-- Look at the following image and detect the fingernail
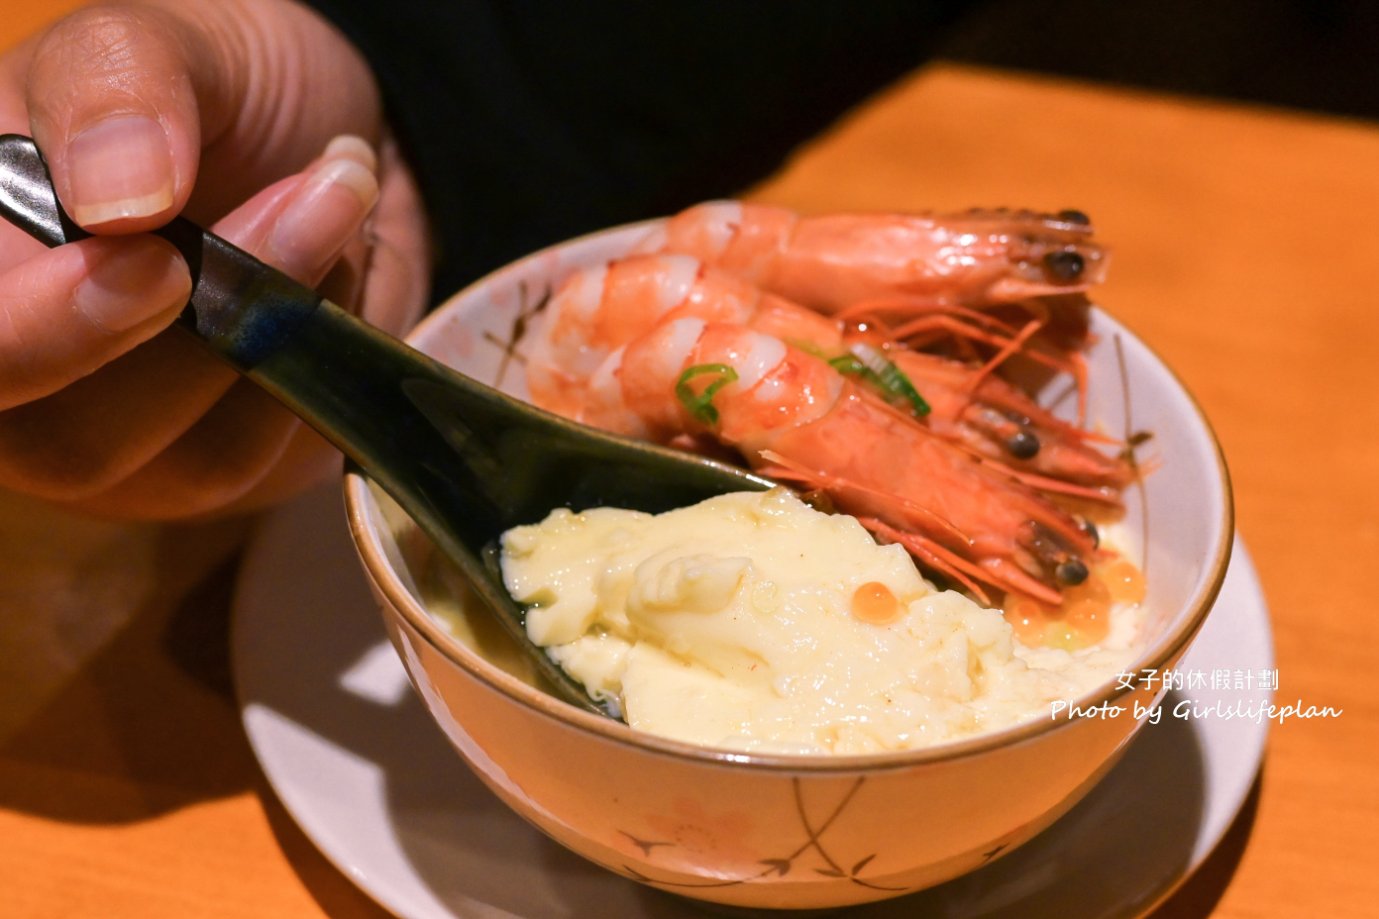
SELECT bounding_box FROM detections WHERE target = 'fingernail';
[323,135,377,171]
[67,115,176,227]
[75,239,191,332]
[268,157,378,280]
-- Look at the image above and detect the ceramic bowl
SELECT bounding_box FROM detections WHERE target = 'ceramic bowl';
[343,220,1233,910]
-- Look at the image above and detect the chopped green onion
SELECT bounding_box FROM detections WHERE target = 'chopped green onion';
[831,344,931,417]
[676,363,739,425]
[828,353,868,377]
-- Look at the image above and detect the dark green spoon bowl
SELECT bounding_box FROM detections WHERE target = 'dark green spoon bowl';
[0,134,771,716]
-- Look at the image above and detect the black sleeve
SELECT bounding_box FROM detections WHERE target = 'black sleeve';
[302,1,977,300]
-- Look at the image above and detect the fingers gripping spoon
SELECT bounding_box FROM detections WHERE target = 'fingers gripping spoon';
[0,134,771,717]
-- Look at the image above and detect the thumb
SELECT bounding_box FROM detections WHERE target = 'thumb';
[25,4,204,231]
[24,1,382,234]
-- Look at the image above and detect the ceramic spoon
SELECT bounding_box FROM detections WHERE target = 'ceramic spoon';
[0,134,772,717]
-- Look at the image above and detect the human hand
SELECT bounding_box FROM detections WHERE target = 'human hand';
[0,0,431,518]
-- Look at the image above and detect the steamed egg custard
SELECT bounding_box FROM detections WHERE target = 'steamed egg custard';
[499,489,1140,755]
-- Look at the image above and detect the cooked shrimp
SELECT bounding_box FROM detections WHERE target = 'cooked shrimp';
[637,200,1109,313]
[573,315,1095,603]
[531,254,1130,492]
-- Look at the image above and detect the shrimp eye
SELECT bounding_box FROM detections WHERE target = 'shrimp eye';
[1006,429,1040,459]
[1055,558,1090,586]
[1078,517,1101,549]
[1055,208,1091,225]
[1043,250,1085,282]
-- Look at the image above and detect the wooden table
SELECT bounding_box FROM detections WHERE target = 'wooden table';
[1,5,1375,917]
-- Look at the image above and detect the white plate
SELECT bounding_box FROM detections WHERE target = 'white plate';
[232,484,1273,919]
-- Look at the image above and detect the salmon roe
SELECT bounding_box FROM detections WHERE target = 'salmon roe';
[851,581,904,625]
[1003,556,1145,649]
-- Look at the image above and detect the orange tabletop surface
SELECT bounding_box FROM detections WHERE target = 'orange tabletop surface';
[1,4,1376,918]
